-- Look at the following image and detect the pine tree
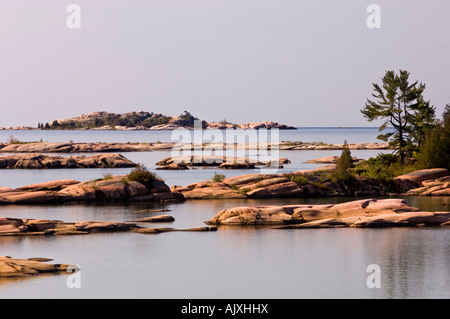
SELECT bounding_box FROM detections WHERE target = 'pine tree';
[417,104,450,170]
[361,69,436,162]
[333,140,354,182]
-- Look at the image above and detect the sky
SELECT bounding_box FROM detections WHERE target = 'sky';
[1,0,450,127]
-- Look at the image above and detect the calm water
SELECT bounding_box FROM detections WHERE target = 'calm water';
[0,127,393,144]
[0,127,393,189]
[1,128,449,299]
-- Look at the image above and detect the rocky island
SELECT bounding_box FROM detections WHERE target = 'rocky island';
[155,155,291,170]
[205,198,450,228]
[30,111,297,131]
[0,216,216,237]
[0,174,185,205]
[0,153,136,169]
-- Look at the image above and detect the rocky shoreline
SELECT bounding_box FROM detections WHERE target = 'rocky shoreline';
[172,168,450,199]
[0,141,390,153]
[0,167,447,205]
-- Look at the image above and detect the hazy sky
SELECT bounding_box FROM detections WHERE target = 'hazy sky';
[1,0,449,127]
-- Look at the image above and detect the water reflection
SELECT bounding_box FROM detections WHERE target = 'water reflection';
[0,197,449,298]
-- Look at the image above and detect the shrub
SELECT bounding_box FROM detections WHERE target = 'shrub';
[416,106,450,170]
[288,174,309,186]
[212,172,226,182]
[355,153,417,183]
[7,135,22,144]
[127,164,157,189]
[103,173,114,180]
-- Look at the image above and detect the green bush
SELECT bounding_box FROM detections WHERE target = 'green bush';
[7,135,23,144]
[287,174,309,186]
[212,172,226,182]
[103,173,114,180]
[355,153,417,183]
[416,106,450,170]
[121,177,129,186]
[127,164,157,188]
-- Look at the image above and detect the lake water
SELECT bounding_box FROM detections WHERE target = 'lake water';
[0,127,392,144]
[0,127,392,189]
[1,128,449,299]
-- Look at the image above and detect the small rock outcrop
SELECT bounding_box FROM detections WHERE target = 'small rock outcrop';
[0,256,73,277]
[134,215,175,223]
[305,155,361,164]
[155,156,290,170]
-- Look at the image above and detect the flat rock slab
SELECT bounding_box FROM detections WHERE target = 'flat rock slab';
[155,155,291,169]
[395,168,450,183]
[0,217,139,236]
[0,256,72,277]
[205,198,450,228]
[132,226,217,234]
[134,215,175,223]
[305,155,361,164]
[0,217,216,236]
[0,142,153,153]
[0,141,390,154]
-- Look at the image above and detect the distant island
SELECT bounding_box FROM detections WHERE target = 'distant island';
[1,111,296,131]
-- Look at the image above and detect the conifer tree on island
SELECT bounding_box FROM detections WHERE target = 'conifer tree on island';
[333,140,354,182]
[417,103,450,170]
[361,69,436,163]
